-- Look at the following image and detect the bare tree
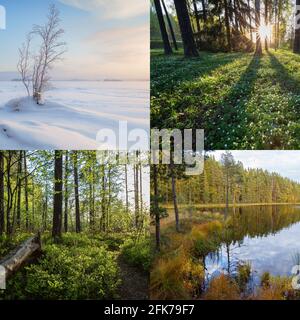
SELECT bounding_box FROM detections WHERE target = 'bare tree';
[32,5,66,104]
[17,36,32,97]
[17,5,66,104]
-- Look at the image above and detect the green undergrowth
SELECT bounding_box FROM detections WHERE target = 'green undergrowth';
[0,232,149,300]
[151,49,300,149]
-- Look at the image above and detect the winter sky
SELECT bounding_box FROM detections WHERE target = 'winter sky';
[0,0,149,80]
[211,151,300,183]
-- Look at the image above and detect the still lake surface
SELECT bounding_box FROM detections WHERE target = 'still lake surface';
[192,205,300,284]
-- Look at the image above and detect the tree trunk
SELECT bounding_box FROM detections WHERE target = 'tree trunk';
[100,164,106,231]
[52,151,63,239]
[154,0,173,55]
[89,157,95,230]
[23,151,29,231]
[134,162,140,228]
[170,162,180,232]
[201,0,208,23]
[32,179,35,230]
[139,162,143,216]
[6,152,12,236]
[225,172,229,218]
[174,0,199,57]
[294,0,300,53]
[125,164,129,213]
[255,0,262,55]
[16,152,22,229]
[73,151,81,233]
[192,0,201,34]
[224,0,232,52]
[264,0,269,51]
[0,234,41,279]
[248,0,253,43]
[153,165,160,251]
[0,152,4,236]
[43,182,48,231]
[161,0,178,50]
[64,151,69,232]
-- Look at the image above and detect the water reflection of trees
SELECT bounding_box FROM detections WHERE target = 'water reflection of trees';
[225,205,300,242]
[205,205,300,277]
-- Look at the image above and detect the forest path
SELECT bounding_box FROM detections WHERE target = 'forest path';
[116,254,149,300]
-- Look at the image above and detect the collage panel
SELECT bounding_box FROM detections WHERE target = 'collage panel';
[151,151,300,300]
[0,150,150,300]
[0,0,150,303]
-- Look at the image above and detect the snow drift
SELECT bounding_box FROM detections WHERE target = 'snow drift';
[0,81,149,149]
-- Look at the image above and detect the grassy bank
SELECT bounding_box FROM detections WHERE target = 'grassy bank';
[150,213,300,300]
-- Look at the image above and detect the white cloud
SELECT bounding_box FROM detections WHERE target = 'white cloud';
[58,0,148,19]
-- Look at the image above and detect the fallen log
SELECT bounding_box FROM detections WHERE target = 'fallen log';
[0,233,42,279]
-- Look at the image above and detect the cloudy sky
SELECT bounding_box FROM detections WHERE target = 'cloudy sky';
[211,151,300,183]
[0,0,149,80]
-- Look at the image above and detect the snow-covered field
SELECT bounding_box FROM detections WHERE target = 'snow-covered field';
[0,81,149,149]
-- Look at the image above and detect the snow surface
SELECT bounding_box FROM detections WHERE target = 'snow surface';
[0,81,149,149]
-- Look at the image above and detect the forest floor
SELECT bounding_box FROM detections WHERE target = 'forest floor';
[151,49,300,149]
[116,254,148,300]
[0,232,149,300]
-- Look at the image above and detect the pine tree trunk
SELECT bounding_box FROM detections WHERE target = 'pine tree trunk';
[294,0,300,53]
[154,0,173,55]
[170,162,180,232]
[89,156,95,230]
[255,0,262,55]
[225,172,229,217]
[16,152,22,229]
[64,151,69,232]
[201,0,208,23]
[161,0,178,50]
[52,151,63,239]
[192,0,201,34]
[139,162,143,216]
[265,0,269,51]
[6,152,12,236]
[73,151,81,233]
[0,152,4,236]
[174,0,199,57]
[23,151,29,231]
[125,164,129,213]
[134,162,140,228]
[224,0,232,51]
[153,165,160,251]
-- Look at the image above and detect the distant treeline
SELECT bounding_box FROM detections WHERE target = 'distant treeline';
[160,153,300,205]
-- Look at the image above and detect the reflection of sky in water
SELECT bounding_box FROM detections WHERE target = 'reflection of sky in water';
[205,221,300,284]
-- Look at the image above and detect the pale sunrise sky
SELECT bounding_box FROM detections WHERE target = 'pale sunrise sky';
[0,0,149,80]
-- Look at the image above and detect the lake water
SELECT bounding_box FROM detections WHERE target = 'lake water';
[200,205,300,285]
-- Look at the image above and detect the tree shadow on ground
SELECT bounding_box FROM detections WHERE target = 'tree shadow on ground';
[151,51,245,94]
[200,55,262,149]
[267,51,300,94]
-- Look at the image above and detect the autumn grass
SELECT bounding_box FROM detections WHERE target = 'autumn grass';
[151,213,300,300]
[151,49,300,149]
[150,219,223,299]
